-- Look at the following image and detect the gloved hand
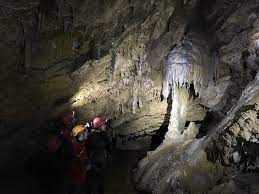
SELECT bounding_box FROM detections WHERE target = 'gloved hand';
[85,164,92,171]
[85,122,90,128]
[85,159,92,171]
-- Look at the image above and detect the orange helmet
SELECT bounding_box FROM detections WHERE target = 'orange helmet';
[72,125,85,137]
[92,117,106,129]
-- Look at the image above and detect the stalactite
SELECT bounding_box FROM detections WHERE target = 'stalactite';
[176,0,184,9]
[132,79,139,114]
[211,50,220,84]
[162,57,173,99]
[8,1,38,78]
[138,58,143,78]
[38,0,56,32]
[24,38,32,76]
[110,38,118,80]
[62,1,74,43]
[16,21,25,74]
[37,12,45,32]
[162,37,215,98]
[56,0,64,19]
[15,21,33,77]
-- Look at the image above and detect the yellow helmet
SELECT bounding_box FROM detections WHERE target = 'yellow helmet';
[72,125,85,137]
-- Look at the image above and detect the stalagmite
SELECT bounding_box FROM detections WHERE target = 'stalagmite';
[164,85,189,142]
[25,39,32,75]
[162,36,217,144]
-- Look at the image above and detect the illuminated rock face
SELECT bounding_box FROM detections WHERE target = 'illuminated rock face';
[0,0,174,172]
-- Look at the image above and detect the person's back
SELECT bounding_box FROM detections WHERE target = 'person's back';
[68,138,86,186]
[86,117,111,194]
[67,125,87,194]
[87,131,111,169]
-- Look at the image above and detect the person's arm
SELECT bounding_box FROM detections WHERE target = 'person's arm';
[105,132,112,155]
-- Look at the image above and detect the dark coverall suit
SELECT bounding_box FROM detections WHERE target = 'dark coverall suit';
[86,130,111,194]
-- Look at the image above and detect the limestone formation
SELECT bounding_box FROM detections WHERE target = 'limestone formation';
[0,0,258,194]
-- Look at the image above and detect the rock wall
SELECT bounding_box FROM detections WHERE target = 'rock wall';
[0,0,174,173]
[133,0,259,193]
[0,0,258,193]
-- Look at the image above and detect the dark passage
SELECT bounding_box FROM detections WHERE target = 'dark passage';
[104,150,147,194]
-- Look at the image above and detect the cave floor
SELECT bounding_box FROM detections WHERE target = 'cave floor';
[104,149,148,194]
[1,149,148,194]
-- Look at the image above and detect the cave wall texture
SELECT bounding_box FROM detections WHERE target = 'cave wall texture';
[0,0,259,193]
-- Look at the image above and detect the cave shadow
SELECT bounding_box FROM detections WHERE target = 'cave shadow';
[23,120,68,194]
[196,110,222,138]
[149,92,172,151]
[196,65,255,139]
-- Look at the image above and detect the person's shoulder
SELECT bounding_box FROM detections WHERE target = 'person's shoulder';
[100,131,108,136]
[87,131,97,139]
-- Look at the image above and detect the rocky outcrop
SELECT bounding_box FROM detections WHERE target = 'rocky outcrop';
[208,174,259,194]
[134,72,259,193]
